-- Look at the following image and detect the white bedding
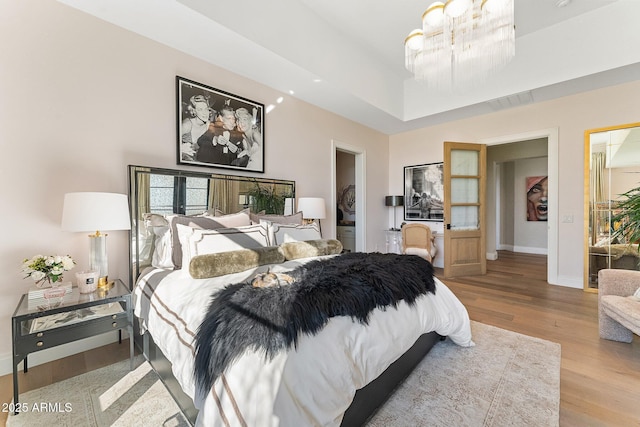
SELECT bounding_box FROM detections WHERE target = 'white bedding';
[133,256,474,427]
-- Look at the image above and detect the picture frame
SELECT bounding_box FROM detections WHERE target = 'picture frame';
[526,175,548,221]
[404,163,444,221]
[176,76,265,173]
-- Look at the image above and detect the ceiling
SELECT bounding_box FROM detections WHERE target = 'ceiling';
[58,0,640,134]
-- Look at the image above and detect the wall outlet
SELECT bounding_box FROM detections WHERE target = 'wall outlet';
[562,214,574,223]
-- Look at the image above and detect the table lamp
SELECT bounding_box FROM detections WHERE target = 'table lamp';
[385,195,404,231]
[61,192,131,286]
[298,197,326,234]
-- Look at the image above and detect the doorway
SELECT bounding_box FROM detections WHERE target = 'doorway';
[332,140,366,252]
[481,128,559,285]
[489,139,549,257]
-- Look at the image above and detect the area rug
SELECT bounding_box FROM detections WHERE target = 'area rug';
[367,321,561,426]
[6,356,188,427]
[7,321,560,427]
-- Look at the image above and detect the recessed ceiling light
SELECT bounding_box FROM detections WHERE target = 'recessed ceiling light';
[555,0,571,7]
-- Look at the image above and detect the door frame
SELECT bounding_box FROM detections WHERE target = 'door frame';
[480,128,559,285]
[332,140,366,252]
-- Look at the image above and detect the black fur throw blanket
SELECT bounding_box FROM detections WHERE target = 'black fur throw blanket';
[194,252,435,393]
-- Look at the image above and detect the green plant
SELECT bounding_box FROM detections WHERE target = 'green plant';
[246,181,292,214]
[611,185,640,246]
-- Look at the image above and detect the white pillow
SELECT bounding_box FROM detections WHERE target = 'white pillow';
[176,223,270,270]
[150,225,174,268]
[250,211,304,225]
[169,212,252,268]
[268,222,322,245]
[143,213,174,268]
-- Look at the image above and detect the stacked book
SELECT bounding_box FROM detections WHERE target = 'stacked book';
[27,283,74,310]
[28,282,73,299]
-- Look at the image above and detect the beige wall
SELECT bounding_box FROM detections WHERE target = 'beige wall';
[390,79,640,288]
[0,0,389,372]
[3,0,640,374]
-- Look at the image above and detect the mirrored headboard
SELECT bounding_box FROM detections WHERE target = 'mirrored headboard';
[128,165,295,285]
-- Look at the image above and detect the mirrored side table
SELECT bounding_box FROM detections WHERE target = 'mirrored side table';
[11,279,133,415]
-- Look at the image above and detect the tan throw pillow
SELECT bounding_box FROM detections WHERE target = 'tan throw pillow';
[189,246,285,279]
[279,239,343,261]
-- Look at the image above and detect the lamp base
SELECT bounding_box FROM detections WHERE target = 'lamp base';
[89,233,108,281]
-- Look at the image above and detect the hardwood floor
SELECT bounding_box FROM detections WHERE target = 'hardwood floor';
[1,251,638,426]
[436,251,640,427]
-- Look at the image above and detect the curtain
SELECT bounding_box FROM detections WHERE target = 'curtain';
[591,152,606,244]
[210,178,240,213]
[591,152,606,205]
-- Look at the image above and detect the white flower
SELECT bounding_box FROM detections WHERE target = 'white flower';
[61,256,75,270]
[31,271,45,281]
[21,254,76,284]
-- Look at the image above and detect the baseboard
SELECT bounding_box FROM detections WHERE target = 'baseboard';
[550,274,583,289]
[486,252,498,261]
[0,332,121,377]
[513,246,548,255]
[496,245,548,255]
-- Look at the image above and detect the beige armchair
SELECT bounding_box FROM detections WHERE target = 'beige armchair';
[401,223,437,263]
[598,269,640,343]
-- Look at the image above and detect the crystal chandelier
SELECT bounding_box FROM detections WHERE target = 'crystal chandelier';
[404,0,515,90]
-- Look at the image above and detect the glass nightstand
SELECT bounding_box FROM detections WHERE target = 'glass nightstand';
[11,279,133,415]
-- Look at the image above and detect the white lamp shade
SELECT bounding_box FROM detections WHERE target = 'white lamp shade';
[297,197,326,220]
[61,192,131,232]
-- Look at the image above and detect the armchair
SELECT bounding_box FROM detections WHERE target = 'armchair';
[598,269,640,343]
[401,223,437,263]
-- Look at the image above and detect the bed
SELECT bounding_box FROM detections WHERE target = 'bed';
[128,165,474,426]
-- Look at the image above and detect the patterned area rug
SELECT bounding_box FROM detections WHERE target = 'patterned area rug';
[6,356,188,427]
[367,321,561,426]
[7,321,560,427]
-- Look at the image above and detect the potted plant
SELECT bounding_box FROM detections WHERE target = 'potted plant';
[246,181,292,214]
[611,185,640,246]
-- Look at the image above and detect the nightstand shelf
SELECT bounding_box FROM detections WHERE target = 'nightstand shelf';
[11,279,133,415]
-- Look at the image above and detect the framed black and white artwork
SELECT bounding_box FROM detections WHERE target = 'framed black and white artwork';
[404,163,444,221]
[177,76,265,173]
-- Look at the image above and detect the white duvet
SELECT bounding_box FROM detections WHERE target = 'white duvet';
[133,256,473,427]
